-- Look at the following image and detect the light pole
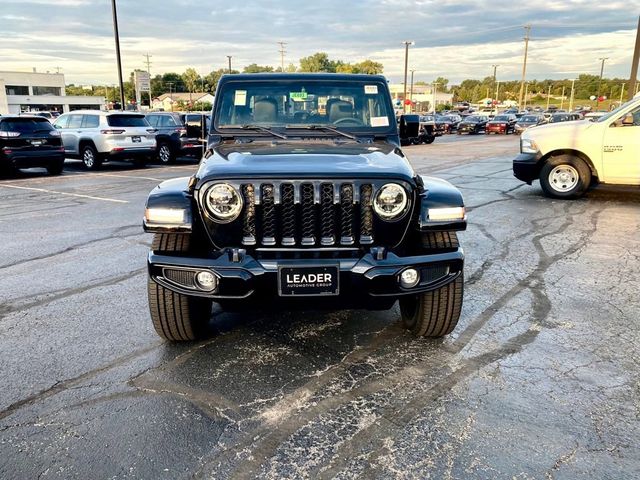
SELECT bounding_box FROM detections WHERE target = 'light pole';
[620,83,625,105]
[560,85,565,110]
[110,0,125,109]
[524,82,529,109]
[546,83,552,110]
[432,82,440,114]
[495,80,500,110]
[409,69,415,112]
[227,55,233,74]
[402,41,414,113]
[597,57,609,109]
[569,79,576,111]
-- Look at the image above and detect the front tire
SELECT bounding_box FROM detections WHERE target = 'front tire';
[81,144,101,170]
[157,142,175,164]
[400,274,463,337]
[539,154,591,199]
[148,233,213,341]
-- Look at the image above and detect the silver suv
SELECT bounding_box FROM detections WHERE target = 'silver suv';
[53,110,156,169]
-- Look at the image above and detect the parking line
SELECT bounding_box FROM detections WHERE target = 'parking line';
[0,184,129,204]
[92,173,164,181]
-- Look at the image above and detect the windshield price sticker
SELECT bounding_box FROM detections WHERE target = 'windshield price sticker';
[371,116,389,127]
[234,90,247,106]
[290,91,308,100]
[365,85,378,95]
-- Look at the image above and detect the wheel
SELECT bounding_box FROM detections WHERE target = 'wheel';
[400,274,463,337]
[424,136,435,144]
[422,231,459,250]
[47,159,65,175]
[539,154,591,199]
[148,233,213,341]
[81,144,101,170]
[157,142,175,164]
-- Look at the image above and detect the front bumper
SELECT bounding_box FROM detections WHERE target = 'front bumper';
[148,248,464,301]
[513,152,543,184]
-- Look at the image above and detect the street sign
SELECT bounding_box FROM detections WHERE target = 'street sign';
[135,71,150,91]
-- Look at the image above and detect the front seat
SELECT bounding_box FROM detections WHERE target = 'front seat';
[328,100,353,124]
[253,98,278,123]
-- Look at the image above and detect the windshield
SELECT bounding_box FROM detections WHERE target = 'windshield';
[215,79,393,131]
[521,115,539,122]
[420,115,434,122]
[107,115,149,127]
[465,116,482,122]
[596,98,639,123]
[550,115,569,122]
[493,115,510,121]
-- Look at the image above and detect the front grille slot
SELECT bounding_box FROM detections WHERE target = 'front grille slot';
[240,181,376,248]
[163,268,196,288]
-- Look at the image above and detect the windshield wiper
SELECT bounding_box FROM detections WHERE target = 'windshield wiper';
[239,124,288,139]
[286,124,357,140]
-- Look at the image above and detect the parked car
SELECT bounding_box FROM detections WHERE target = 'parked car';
[513,96,640,198]
[457,115,488,134]
[514,114,546,134]
[485,114,518,134]
[145,112,206,164]
[53,110,156,169]
[548,112,581,124]
[143,73,467,341]
[21,111,55,122]
[433,115,449,135]
[416,115,436,144]
[440,114,462,132]
[0,115,65,176]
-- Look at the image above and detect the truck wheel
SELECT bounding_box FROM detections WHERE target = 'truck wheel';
[422,231,459,250]
[539,154,591,199]
[47,159,65,175]
[400,274,463,337]
[158,142,175,164]
[81,144,101,170]
[425,136,435,144]
[148,233,213,341]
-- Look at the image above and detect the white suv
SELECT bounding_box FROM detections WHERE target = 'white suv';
[54,110,156,169]
[513,95,640,198]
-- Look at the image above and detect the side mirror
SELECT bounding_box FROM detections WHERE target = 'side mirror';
[399,114,419,140]
[622,113,635,126]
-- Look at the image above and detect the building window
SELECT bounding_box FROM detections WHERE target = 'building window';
[6,85,29,95]
[32,86,61,96]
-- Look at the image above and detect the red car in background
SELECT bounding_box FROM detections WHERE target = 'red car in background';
[485,114,518,134]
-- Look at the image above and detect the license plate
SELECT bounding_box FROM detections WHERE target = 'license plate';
[278,265,339,296]
[30,140,43,146]
[132,136,141,143]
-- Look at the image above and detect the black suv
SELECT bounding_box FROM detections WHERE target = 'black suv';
[143,74,466,341]
[0,115,65,176]
[145,112,208,163]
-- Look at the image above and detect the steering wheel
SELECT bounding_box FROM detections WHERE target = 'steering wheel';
[333,117,364,126]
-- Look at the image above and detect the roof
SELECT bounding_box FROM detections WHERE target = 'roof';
[218,73,388,82]
[57,110,144,116]
[155,92,212,102]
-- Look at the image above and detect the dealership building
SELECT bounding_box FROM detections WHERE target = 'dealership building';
[0,70,104,115]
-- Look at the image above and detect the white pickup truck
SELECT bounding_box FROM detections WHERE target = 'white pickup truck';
[513,95,640,198]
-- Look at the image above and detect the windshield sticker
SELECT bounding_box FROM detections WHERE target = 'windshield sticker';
[290,91,308,101]
[371,116,389,127]
[234,90,247,106]
[365,85,378,95]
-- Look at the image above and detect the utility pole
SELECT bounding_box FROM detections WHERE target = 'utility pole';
[402,41,414,113]
[495,80,500,110]
[628,16,640,100]
[167,82,174,112]
[492,64,499,82]
[110,0,125,109]
[143,53,152,108]
[524,82,529,109]
[518,24,531,108]
[546,83,552,110]
[277,41,287,72]
[409,70,415,112]
[227,55,233,74]
[560,85,565,110]
[432,82,440,114]
[620,83,625,104]
[569,78,576,111]
[597,57,609,109]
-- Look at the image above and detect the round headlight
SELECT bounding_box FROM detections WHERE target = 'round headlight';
[373,183,408,220]
[205,183,243,222]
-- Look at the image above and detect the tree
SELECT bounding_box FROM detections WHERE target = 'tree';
[243,63,274,73]
[204,68,239,94]
[355,59,383,75]
[299,52,334,72]
[182,68,200,94]
[433,77,450,93]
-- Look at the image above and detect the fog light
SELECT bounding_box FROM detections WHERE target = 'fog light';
[195,271,217,291]
[400,268,420,288]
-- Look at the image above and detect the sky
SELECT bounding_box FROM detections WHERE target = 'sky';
[0,0,639,86]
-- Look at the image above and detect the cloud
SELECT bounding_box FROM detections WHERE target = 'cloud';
[0,0,639,84]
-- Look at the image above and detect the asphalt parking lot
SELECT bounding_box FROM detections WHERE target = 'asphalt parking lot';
[1,134,638,479]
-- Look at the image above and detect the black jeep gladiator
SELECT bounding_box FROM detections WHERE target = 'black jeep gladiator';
[143,73,466,341]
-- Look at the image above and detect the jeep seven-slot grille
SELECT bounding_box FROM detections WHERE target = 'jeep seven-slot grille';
[240,181,375,247]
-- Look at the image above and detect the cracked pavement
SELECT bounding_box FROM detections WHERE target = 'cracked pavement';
[0,135,638,479]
